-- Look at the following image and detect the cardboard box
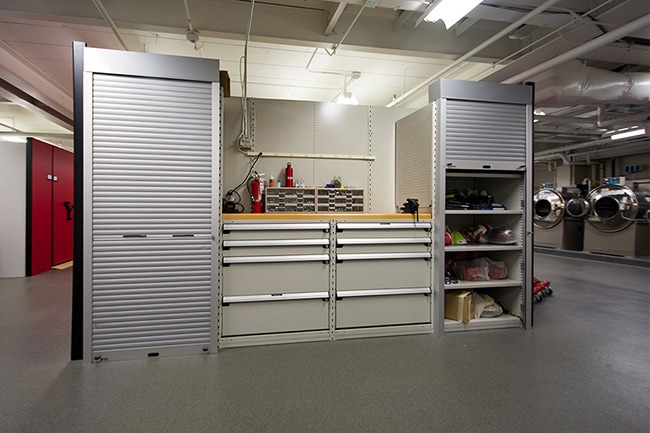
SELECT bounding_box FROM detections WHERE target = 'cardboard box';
[445,290,475,324]
[219,70,231,97]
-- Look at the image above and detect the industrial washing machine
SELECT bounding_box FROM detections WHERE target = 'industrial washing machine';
[533,188,585,251]
[582,184,650,257]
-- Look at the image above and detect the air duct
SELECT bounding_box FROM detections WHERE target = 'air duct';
[532,60,650,108]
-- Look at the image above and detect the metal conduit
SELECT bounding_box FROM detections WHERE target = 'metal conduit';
[504,13,650,84]
[92,0,130,51]
[387,0,561,108]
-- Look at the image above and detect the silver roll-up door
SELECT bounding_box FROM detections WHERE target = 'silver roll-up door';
[90,74,214,360]
[444,99,527,170]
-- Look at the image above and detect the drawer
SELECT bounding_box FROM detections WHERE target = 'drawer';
[223,242,330,258]
[336,291,431,328]
[336,243,430,255]
[336,222,431,240]
[222,297,329,336]
[223,222,330,241]
[336,257,431,290]
[223,261,329,296]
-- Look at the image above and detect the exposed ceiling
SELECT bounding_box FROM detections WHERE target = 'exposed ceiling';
[0,0,648,164]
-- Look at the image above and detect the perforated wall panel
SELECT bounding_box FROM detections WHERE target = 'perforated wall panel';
[395,105,434,211]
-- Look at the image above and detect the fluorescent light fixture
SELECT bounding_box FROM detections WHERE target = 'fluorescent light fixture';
[337,91,358,105]
[422,0,483,29]
[610,128,647,141]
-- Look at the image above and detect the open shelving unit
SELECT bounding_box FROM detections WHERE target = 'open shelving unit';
[396,78,533,334]
[443,171,528,331]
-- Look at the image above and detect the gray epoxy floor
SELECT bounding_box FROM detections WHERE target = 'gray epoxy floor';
[1,254,648,433]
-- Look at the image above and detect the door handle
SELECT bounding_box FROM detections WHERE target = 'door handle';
[64,201,74,221]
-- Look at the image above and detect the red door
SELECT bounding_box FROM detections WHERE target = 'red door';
[27,138,74,275]
[28,138,54,276]
[52,146,74,265]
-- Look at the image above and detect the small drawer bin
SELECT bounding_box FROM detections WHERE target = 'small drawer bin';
[265,187,317,213]
[317,188,364,212]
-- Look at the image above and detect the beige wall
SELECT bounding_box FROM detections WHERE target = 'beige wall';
[0,141,26,277]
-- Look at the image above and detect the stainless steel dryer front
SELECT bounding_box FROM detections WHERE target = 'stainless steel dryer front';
[533,189,584,251]
[583,184,650,257]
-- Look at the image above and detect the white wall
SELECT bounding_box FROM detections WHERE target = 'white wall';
[0,141,26,277]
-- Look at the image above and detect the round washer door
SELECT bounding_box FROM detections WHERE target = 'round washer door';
[533,189,564,229]
[586,185,638,232]
[566,197,591,218]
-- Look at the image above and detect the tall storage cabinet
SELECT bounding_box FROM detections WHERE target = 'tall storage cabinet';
[72,44,222,361]
[396,79,533,333]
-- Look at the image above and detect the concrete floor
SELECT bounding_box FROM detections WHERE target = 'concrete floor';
[1,253,648,433]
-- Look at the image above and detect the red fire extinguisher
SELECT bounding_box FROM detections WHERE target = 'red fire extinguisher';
[250,174,265,213]
[285,162,293,187]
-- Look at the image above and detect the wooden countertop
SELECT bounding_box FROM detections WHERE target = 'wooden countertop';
[223,213,432,221]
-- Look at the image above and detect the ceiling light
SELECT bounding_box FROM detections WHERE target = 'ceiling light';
[337,91,358,105]
[422,0,483,29]
[610,128,647,141]
[0,134,26,143]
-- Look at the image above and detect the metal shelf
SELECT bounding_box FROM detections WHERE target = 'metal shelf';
[445,210,522,215]
[443,278,521,290]
[445,244,521,253]
[446,171,523,179]
[444,315,522,332]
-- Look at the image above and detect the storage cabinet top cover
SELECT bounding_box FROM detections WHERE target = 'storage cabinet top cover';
[429,79,533,171]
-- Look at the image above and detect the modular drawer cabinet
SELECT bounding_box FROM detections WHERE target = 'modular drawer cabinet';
[221,221,331,345]
[334,221,433,334]
[220,215,434,347]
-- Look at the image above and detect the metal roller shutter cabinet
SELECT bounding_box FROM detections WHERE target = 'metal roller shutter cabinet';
[91,74,214,360]
[444,99,527,170]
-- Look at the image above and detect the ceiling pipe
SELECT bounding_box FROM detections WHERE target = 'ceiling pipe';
[534,134,648,158]
[535,135,623,156]
[504,13,650,84]
[597,107,649,129]
[239,0,256,152]
[482,0,617,76]
[387,0,561,107]
[532,60,650,108]
[92,0,130,51]
[325,3,347,36]
[329,1,371,55]
[535,141,648,163]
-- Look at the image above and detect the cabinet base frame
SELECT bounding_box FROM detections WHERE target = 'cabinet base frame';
[218,330,331,348]
[334,324,433,340]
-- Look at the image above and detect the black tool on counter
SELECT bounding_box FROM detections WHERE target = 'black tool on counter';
[401,198,420,221]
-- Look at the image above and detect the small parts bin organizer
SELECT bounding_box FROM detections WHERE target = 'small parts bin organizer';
[265,187,364,213]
